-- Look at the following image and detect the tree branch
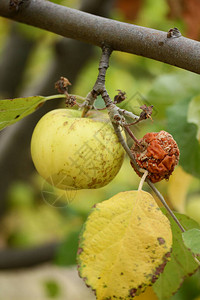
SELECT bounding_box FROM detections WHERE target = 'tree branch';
[0,0,200,74]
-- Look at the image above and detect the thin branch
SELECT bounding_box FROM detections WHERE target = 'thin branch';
[94,46,112,93]
[147,180,185,232]
[0,0,200,74]
[117,109,139,121]
[81,46,113,116]
[124,125,142,147]
[112,122,139,171]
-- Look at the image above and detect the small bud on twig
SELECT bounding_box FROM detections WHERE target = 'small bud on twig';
[167,27,182,38]
[55,77,71,94]
[9,0,27,11]
[139,104,153,121]
[65,95,77,108]
[55,77,78,108]
[113,90,126,104]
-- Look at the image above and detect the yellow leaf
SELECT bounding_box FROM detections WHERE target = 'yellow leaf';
[168,166,192,213]
[78,191,172,300]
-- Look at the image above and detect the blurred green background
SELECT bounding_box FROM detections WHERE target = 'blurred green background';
[0,0,200,299]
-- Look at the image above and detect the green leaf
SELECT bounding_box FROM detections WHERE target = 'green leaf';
[153,211,200,300]
[147,72,200,119]
[43,279,61,298]
[54,229,80,266]
[167,98,200,178]
[187,95,200,141]
[182,229,200,255]
[0,94,64,131]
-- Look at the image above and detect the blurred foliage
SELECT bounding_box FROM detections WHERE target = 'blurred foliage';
[43,279,62,298]
[153,211,200,299]
[167,98,200,178]
[0,0,200,299]
[54,230,81,266]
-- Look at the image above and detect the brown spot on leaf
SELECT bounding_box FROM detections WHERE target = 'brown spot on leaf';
[151,274,157,284]
[151,250,171,284]
[129,288,137,297]
[77,247,83,255]
[82,277,90,289]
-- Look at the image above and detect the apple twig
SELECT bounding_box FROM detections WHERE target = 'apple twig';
[84,45,187,234]
[81,46,113,117]
[117,108,139,121]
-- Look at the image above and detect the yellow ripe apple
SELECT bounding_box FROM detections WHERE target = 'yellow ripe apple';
[31,109,124,190]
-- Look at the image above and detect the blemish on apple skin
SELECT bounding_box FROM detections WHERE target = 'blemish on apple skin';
[63,121,68,126]
[157,237,165,245]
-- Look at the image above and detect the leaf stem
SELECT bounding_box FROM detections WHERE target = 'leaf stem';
[44,94,66,101]
[45,94,86,103]
[138,170,148,191]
